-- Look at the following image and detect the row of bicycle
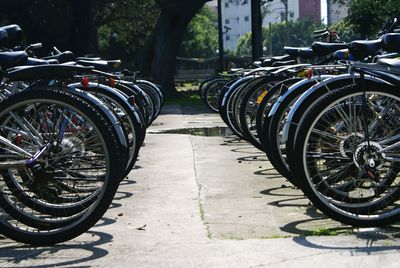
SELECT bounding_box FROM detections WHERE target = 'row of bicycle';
[0,24,163,245]
[200,20,400,227]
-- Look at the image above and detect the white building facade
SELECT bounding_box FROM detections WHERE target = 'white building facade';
[221,0,252,50]
[263,0,299,25]
[327,0,348,24]
[218,0,300,51]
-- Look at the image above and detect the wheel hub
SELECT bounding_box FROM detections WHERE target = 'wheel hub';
[353,141,383,169]
[340,133,364,158]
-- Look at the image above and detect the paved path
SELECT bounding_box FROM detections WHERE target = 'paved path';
[1,104,399,267]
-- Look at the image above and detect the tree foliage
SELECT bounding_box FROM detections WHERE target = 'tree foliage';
[97,1,159,68]
[346,0,400,38]
[236,32,252,56]
[0,0,158,67]
[0,0,211,97]
[179,6,218,58]
[236,18,323,56]
[330,0,400,40]
[329,20,360,42]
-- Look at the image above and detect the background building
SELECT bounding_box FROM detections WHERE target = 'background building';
[208,0,341,51]
[299,0,321,22]
[220,0,252,50]
[327,0,348,24]
[219,0,321,51]
[263,0,299,25]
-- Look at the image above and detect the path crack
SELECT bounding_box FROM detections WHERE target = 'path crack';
[189,135,212,239]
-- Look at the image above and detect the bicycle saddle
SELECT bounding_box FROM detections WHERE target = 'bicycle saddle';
[272,60,297,67]
[262,55,294,67]
[271,54,293,62]
[311,42,349,56]
[261,58,273,66]
[348,39,382,60]
[229,68,243,72]
[43,51,75,63]
[26,57,58,66]
[76,59,121,72]
[284,46,316,59]
[0,51,28,69]
[0,29,8,47]
[377,58,400,68]
[7,64,94,81]
[75,56,102,61]
[382,33,400,52]
[0,24,24,48]
[332,49,355,60]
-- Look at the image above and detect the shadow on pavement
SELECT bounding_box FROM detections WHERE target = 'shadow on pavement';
[293,231,400,252]
[220,137,244,146]
[0,219,115,267]
[254,168,281,177]
[108,179,136,209]
[268,197,308,208]
[0,182,131,267]
[231,147,261,154]
[260,186,302,197]
[119,179,137,186]
[237,155,267,162]
[261,186,346,236]
[112,191,134,202]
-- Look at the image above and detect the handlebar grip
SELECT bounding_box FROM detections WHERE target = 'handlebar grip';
[30,43,42,49]
[53,46,62,55]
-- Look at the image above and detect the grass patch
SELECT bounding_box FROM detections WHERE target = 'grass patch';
[176,81,199,91]
[261,227,353,239]
[261,234,293,239]
[222,234,244,240]
[198,202,212,239]
[310,228,339,236]
[308,227,354,236]
[165,90,202,105]
[176,79,200,88]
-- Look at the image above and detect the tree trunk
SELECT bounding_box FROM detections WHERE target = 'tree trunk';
[141,0,209,98]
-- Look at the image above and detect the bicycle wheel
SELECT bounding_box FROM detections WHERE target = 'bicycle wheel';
[204,78,230,112]
[122,83,153,127]
[262,78,319,185]
[199,77,218,100]
[255,78,302,146]
[285,75,368,180]
[135,80,163,120]
[70,82,143,178]
[220,76,254,138]
[0,88,124,245]
[238,76,284,151]
[294,83,400,226]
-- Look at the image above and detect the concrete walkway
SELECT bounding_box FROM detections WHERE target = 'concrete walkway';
[0,104,399,267]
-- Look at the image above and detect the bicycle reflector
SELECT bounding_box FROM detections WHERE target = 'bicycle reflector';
[128,96,136,106]
[113,62,121,69]
[81,77,89,88]
[108,78,116,87]
[307,68,313,79]
[15,134,22,145]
